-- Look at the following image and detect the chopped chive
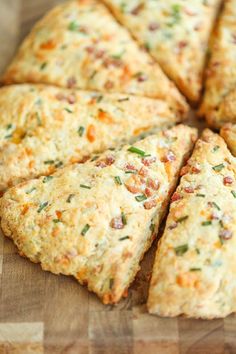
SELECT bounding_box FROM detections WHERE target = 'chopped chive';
[81,224,90,236]
[121,212,127,225]
[36,112,42,126]
[135,194,147,202]
[176,215,188,223]
[119,236,130,241]
[117,97,129,102]
[231,190,236,198]
[89,70,97,80]
[43,176,53,183]
[37,201,48,213]
[4,134,12,139]
[128,146,146,157]
[26,187,36,194]
[53,219,62,223]
[212,163,224,172]
[68,21,79,31]
[212,201,221,211]
[144,41,151,51]
[109,278,114,289]
[125,170,137,174]
[78,126,85,137]
[174,244,188,256]
[6,124,13,130]
[66,194,75,203]
[80,184,91,189]
[213,145,220,152]
[190,268,201,272]
[112,51,124,60]
[196,193,205,198]
[64,107,73,113]
[40,62,47,70]
[96,95,103,103]
[201,221,212,226]
[44,160,54,165]
[150,222,155,233]
[91,155,99,162]
[114,176,122,185]
[196,248,200,254]
[55,161,63,168]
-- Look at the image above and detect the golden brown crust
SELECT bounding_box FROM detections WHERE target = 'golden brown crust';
[103,0,221,103]
[221,123,236,156]
[200,0,236,128]
[148,129,236,318]
[0,125,197,304]
[1,0,188,117]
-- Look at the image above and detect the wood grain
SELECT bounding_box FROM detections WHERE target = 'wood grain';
[0,0,236,353]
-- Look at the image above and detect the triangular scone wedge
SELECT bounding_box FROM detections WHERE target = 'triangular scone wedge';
[0,84,184,192]
[148,129,236,319]
[1,0,187,117]
[200,0,236,128]
[0,125,197,304]
[102,0,221,103]
[221,124,236,156]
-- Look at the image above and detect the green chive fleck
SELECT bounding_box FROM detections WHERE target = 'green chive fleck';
[125,170,137,174]
[64,107,73,113]
[36,112,42,126]
[117,97,129,102]
[212,201,221,211]
[121,212,127,225]
[174,244,188,256]
[114,176,122,185]
[128,146,146,156]
[40,62,47,70]
[196,248,200,254]
[68,21,79,31]
[196,193,205,198]
[213,145,220,152]
[80,184,91,189]
[109,278,114,289]
[44,160,54,165]
[190,268,201,272]
[201,221,212,226]
[96,95,103,103]
[55,161,63,168]
[53,219,62,223]
[212,163,224,172]
[176,215,188,223]
[26,187,36,194]
[81,224,90,236]
[78,126,85,137]
[119,236,130,241]
[135,194,147,202]
[37,201,48,213]
[43,176,53,183]
[66,194,75,203]
[231,190,236,198]
[150,222,155,233]
[6,124,12,130]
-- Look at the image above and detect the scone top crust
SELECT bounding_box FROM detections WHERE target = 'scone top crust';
[148,129,236,318]
[103,0,221,103]
[0,84,183,191]
[200,0,236,128]
[0,125,197,304]
[1,0,188,116]
[221,123,236,157]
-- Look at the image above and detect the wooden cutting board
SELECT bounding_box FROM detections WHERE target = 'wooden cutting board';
[0,1,235,353]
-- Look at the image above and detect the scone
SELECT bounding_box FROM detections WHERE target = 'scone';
[221,124,236,156]
[102,0,221,103]
[1,0,188,117]
[148,129,236,318]
[200,0,236,128]
[0,84,183,191]
[0,125,197,304]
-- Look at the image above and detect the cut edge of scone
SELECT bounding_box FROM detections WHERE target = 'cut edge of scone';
[0,125,197,304]
[148,129,236,318]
